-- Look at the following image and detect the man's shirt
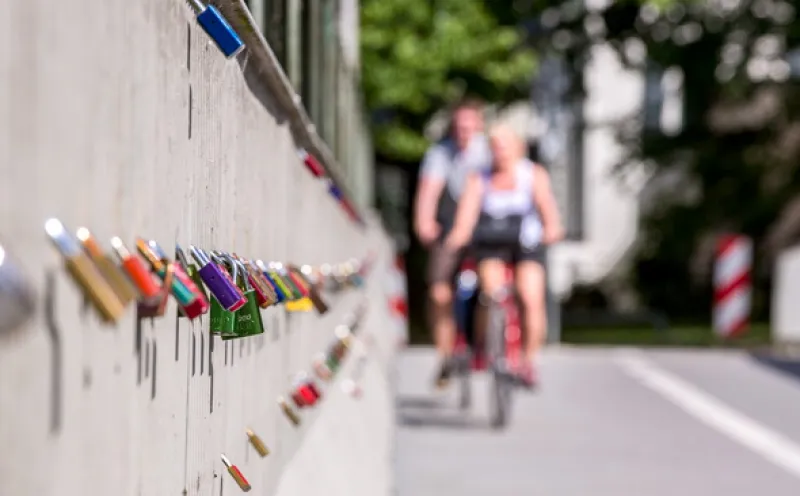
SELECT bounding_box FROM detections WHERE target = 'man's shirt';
[419,135,492,235]
[420,135,492,200]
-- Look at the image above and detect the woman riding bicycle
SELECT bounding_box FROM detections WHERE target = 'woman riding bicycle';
[443,124,564,388]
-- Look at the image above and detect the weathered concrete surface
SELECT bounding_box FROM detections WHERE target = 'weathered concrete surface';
[396,347,800,496]
[0,1,395,495]
[773,245,800,344]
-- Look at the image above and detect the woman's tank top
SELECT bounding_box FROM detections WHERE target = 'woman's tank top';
[479,159,543,248]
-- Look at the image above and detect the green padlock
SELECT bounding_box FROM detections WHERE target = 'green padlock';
[209,293,237,336]
[224,259,264,339]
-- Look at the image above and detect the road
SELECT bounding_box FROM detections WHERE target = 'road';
[394,346,800,496]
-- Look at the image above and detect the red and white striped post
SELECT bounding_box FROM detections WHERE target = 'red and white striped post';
[713,234,753,338]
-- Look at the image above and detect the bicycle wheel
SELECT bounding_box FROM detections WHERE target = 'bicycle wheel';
[457,352,472,410]
[486,300,511,429]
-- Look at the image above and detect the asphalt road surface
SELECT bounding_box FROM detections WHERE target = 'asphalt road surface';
[394,346,800,496]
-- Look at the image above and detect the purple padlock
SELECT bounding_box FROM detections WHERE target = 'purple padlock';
[189,246,246,311]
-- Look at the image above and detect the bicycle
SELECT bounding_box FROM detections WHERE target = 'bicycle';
[452,258,523,429]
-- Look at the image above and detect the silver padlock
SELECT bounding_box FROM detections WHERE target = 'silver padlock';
[0,243,36,335]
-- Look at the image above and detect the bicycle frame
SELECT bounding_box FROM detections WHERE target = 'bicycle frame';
[453,259,523,373]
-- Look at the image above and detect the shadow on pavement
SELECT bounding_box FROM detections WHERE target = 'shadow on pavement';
[749,351,800,382]
[395,395,449,410]
[396,394,492,431]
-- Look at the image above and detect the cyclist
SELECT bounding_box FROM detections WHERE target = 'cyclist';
[413,98,492,388]
[443,124,564,388]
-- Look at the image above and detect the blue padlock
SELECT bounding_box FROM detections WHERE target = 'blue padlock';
[328,182,343,201]
[188,0,244,58]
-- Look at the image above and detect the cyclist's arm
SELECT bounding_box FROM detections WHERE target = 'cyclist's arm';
[414,147,447,243]
[445,173,483,249]
[532,164,565,244]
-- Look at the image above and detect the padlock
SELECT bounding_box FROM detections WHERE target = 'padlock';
[246,429,270,458]
[284,266,310,298]
[291,385,317,409]
[148,240,209,316]
[299,265,319,286]
[211,251,249,311]
[190,246,246,312]
[290,389,308,409]
[223,257,264,339]
[271,262,302,301]
[334,324,354,349]
[209,291,237,337]
[288,264,328,314]
[318,263,334,291]
[176,244,208,303]
[349,258,366,287]
[349,301,368,332]
[110,237,162,302]
[278,263,313,312]
[45,219,126,323]
[324,345,344,375]
[270,262,304,300]
[277,396,301,426]
[187,0,244,58]
[135,239,203,319]
[220,454,251,492]
[234,254,277,309]
[311,353,333,382]
[0,243,36,334]
[75,228,138,306]
[291,373,321,408]
[256,260,294,303]
[305,379,322,401]
[256,260,287,304]
[135,263,174,319]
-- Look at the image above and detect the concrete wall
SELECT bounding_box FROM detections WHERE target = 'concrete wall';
[0,1,394,495]
[772,245,800,344]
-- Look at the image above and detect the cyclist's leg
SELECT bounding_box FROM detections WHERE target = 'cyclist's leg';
[514,247,547,365]
[426,242,462,385]
[474,248,511,354]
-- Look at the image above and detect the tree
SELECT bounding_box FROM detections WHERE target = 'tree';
[360,0,542,342]
[360,0,537,163]
[536,0,800,321]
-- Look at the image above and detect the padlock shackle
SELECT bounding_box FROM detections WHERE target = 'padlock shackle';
[234,260,252,290]
[189,245,210,266]
[187,0,206,15]
[147,240,168,261]
[45,219,83,257]
[209,252,224,265]
[175,244,192,268]
[135,238,165,272]
[217,253,239,283]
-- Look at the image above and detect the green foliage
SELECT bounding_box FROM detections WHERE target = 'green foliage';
[539,0,800,320]
[360,0,537,161]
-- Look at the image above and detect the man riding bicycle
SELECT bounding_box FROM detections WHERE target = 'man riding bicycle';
[444,124,564,388]
[413,98,492,388]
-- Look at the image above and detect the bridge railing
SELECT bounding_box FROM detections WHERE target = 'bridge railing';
[0,1,395,495]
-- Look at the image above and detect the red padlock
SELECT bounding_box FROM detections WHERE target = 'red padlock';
[291,390,308,408]
[306,380,322,401]
[291,373,320,408]
[172,263,209,316]
[297,383,317,407]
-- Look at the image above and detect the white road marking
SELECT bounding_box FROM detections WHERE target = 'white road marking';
[616,352,800,479]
